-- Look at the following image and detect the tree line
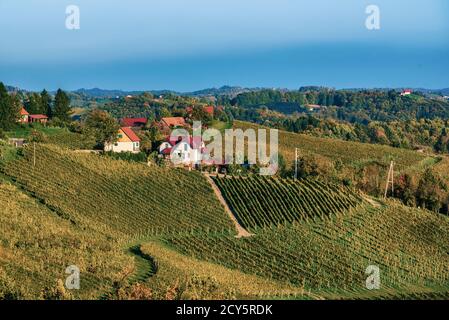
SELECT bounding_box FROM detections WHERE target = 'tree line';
[226,91,449,154]
[0,82,72,130]
[230,88,449,121]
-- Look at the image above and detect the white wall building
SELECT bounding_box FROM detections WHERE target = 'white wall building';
[104,127,141,153]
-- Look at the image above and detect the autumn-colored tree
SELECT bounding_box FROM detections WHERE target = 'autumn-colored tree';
[416,169,447,212]
[84,109,119,148]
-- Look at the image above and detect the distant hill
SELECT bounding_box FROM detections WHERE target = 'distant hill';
[69,86,261,99]
[5,85,27,93]
[183,85,261,98]
[414,88,449,95]
[73,88,145,98]
[4,83,449,98]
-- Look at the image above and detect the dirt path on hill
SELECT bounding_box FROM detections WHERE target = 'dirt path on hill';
[204,174,253,238]
[363,196,382,208]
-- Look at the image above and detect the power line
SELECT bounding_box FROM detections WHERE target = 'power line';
[384,161,394,199]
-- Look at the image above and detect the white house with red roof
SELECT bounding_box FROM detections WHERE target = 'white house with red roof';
[159,136,205,166]
[400,89,412,96]
[104,127,141,153]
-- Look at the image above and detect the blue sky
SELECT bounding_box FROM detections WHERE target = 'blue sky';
[0,0,448,91]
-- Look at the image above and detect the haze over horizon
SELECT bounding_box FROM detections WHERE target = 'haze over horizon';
[1,0,448,91]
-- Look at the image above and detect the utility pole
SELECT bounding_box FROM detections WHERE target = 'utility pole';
[33,142,36,167]
[294,148,298,180]
[384,161,394,199]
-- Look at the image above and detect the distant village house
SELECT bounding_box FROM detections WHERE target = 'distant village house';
[400,89,412,96]
[305,104,321,112]
[185,105,214,118]
[104,127,141,153]
[18,107,48,124]
[29,114,48,124]
[159,136,205,166]
[19,107,29,123]
[121,117,148,128]
[8,138,26,148]
[158,117,186,134]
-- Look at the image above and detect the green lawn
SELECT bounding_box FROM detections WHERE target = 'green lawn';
[6,124,66,139]
[209,120,232,133]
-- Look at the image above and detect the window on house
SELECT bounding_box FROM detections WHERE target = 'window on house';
[118,134,123,139]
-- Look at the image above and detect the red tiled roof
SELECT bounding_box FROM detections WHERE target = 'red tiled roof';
[20,107,29,116]
[161,117,186,127]
[29,114,48,119]
[121,127,140,142]
[121,117,147,127]
[161,147,172,155]
[186,106,214,116]
[203,106,214,115]
[166,135,202,148]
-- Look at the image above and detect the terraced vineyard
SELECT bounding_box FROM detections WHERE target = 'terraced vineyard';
[213,176,363,230]
[0,144,234,237]
[163,202,449,299]
[1,139,448,300]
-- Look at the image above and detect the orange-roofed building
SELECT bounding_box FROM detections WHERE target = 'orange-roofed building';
[203,105,214,117]
[159,117,187,133]
[161,117,185,127]
[19,107,29,123]
[185,105,214,118]
[104,127,141,153]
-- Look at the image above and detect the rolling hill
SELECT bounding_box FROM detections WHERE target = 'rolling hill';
[163,198,449,299]
[1,133,448,300]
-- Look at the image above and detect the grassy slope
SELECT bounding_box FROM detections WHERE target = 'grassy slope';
[5,125,95,150]
[0,182,132,299]
[140,241,313,300]
[1,128,448,299]
[233,120,430,170]
[0,143,236,299]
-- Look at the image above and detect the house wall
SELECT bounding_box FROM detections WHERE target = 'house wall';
[30,118,48,124]
[117,129,132,142]
[105,141,140,153]
[170,142,202,165]
[104,128,140,153]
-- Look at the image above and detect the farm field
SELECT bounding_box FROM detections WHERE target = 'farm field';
[212,176,363,231]
[0,144,234,238]
[1,138,448,300]
[139,241,312,300]
[162,200,449,299]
